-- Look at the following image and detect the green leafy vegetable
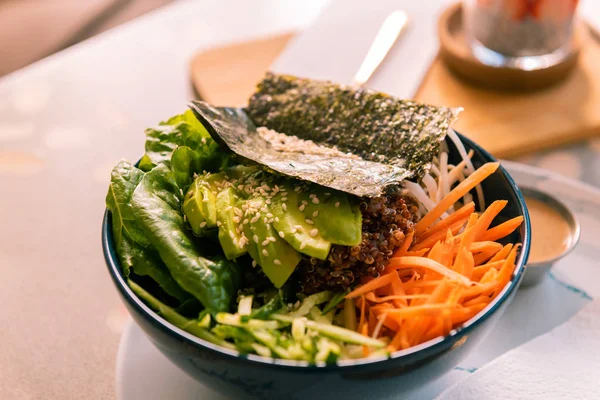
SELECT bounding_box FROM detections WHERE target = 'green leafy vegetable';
[106,161,190,300]
[131,163,242,313]
[106,160,149,249]
[143,110,230,174]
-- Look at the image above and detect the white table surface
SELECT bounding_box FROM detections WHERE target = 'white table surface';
[1,0,599,399]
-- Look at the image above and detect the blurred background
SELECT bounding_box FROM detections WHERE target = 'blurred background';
[0,0,175,77]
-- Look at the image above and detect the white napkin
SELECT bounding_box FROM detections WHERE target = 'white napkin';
[271,0,452,99]
[436,300,600,400]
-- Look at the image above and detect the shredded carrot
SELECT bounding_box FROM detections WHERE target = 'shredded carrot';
[415,162,499,235]
[471,200,507,238]
[346,273,395,299]
[388,257,472,286]
[404,249,429,257]
[480,216,524,242]
[393,231,415,257]
[347,160,520,355]
[412,220,467,251]
[418,202,475,242]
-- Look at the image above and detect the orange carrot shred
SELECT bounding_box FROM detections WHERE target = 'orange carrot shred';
[415,162,499,235]
[480,216,524,242]
[346,273,395,299]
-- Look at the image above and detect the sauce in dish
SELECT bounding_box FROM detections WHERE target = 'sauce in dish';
[525,195,573,263]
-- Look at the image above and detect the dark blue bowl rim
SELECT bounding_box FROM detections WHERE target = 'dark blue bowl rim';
[102,132,531,371]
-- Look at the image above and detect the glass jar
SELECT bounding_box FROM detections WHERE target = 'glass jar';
[464,0,579,69]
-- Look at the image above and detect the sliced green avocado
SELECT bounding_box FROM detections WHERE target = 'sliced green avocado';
[183,172,225,235]
[300,186,362,246]
[216,187,248,260]
[242,197,301,288]
[270,184,331,260]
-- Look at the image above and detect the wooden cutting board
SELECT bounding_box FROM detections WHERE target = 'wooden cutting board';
[190,32,600,159]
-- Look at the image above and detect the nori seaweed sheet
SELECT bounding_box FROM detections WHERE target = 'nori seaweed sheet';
[188,101,412,197]
[246,73,461,180]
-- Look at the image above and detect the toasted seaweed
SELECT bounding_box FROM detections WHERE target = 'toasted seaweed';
[188,101,411,197]
[246,73,461,180]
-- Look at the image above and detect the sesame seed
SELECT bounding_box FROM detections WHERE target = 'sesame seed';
[291,228,298,234]
[268,236,276,242]
[229,231,235,239]
[282,204,287,211]
[281,197,287,202]
[262,249,269,257]
[309,228,318,237]
[252,260,257,268]
[216,221,221,227]
[243,219,249,225]
[298,204,306,212]
[312,211,319,217]
[294,186,302,192]
[234,207,242,216]
[325,192,331,196]
[305,219,314,225]
[200,221,207,228]
[335,202,340,208]
[278,231,285,238]
[179,188,184,196]
[266,213,273,218]
[251,216,260,223]
[233,216,240,223]
[299,242,306,250]
[253,235,259,243]
[309,194,316,198]
[183,215,187,223]
[225,206,232,211]
[263,217,268,224]
[238,184,245,190]
[312,197,320,204]
[294,225,303,230]
[266,199,271,205]
[262,239,270,246]
[274,259,282,266]
[261,206,268,213]
[201,137,207,144]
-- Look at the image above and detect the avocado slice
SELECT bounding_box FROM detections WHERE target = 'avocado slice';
[216,187,248,260]
[182,172,225,235]
[270,184,331,260]
[242,197,302,288]
[300,187,362,246]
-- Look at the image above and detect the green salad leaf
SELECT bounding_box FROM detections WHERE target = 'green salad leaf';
[131,163,242,313]
[106,160,190,300]
[143,110,231,175]
[106,160,149,249]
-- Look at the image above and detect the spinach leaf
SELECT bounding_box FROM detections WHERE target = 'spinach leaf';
[122,237,191,301]
[106,160,149,249]
[143,110,231,175]
[131,163,242,313]
[106,160,190,300]
[171,146,201,190]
